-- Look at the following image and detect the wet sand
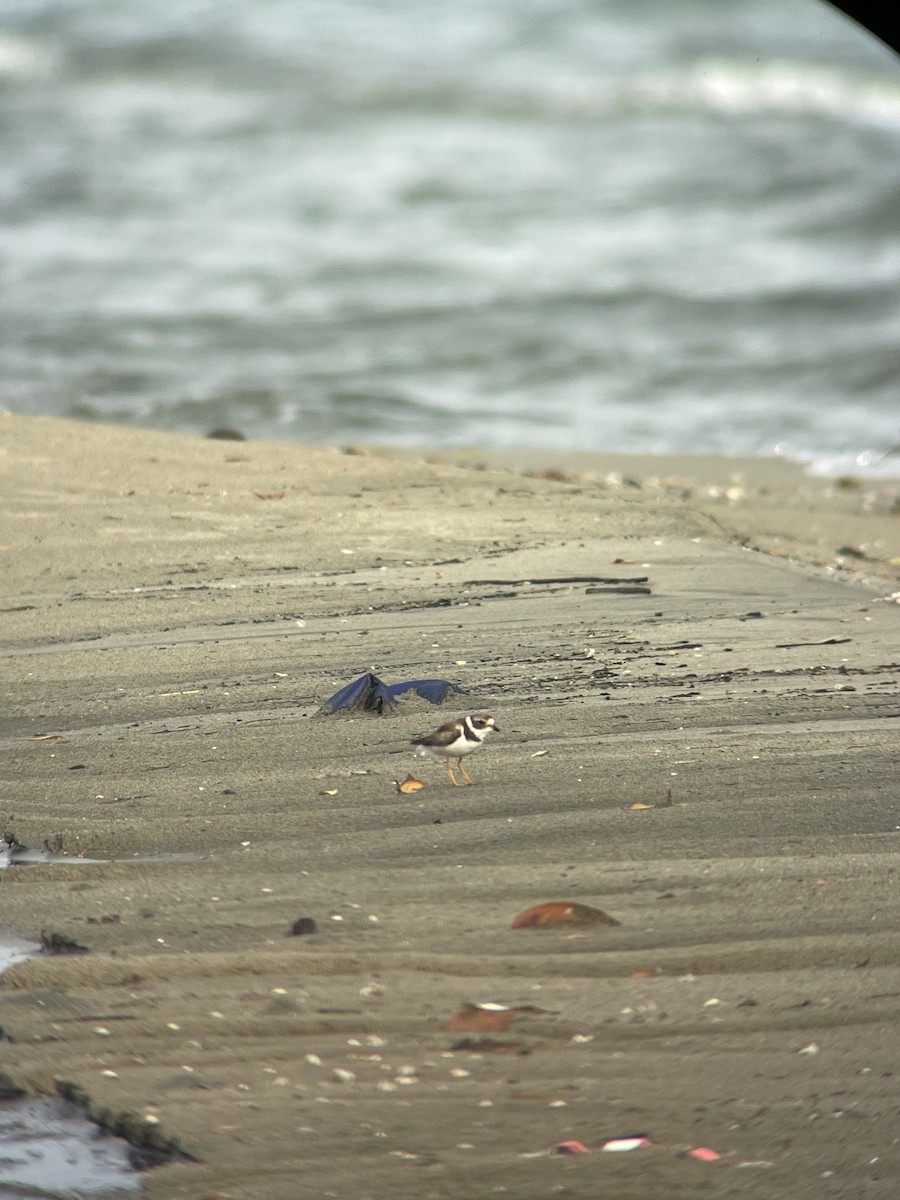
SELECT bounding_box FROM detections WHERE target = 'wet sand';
[1,413,899,1199]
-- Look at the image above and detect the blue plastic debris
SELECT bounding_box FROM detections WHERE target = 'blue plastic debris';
[316,672,468,717]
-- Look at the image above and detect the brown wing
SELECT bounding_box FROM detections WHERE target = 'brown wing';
[411,719,462,749]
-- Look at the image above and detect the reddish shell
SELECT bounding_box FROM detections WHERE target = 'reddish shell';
[511,901,621,929]
[445,1006,513,1033]
[393,774,425,794]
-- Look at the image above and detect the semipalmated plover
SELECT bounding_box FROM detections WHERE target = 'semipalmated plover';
[410,713,499,786]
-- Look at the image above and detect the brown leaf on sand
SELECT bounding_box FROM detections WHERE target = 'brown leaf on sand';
[32,733,64,741]
[393,775,425,794]
[511,902,621,930]
[629,802,654,810]
[445,1005,513,1033]
[255,491,285,501]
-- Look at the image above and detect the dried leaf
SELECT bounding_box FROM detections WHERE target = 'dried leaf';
[511,901,621,929]
[32,734,63,741]
[393,775,425,794]
[319,788,338,796]
[255,491,285,501]
[530,749,549,758]
[629,802,654,810]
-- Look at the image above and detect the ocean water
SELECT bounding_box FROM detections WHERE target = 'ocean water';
[1,0,899,475]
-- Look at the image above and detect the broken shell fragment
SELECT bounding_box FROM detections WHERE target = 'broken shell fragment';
[689,1147,721,1161]
[393,775,426,794]
[601,1134,651,1152]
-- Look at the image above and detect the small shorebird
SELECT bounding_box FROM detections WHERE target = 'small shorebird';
[411,713,500,786]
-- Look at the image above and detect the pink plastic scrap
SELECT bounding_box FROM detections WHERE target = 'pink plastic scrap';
[689,1147,721,1162]
[600,1134,651,1152]
[554,1140,590,1155]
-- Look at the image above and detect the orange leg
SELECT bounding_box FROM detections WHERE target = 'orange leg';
[445,758,464,787]
[456,758,475,786]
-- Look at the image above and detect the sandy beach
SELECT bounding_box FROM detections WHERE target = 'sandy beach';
[1,412,899,1199]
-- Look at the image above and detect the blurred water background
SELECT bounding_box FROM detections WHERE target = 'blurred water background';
[1,0,899,475]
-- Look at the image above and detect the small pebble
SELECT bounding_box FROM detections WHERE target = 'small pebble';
[290,917,318,937]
